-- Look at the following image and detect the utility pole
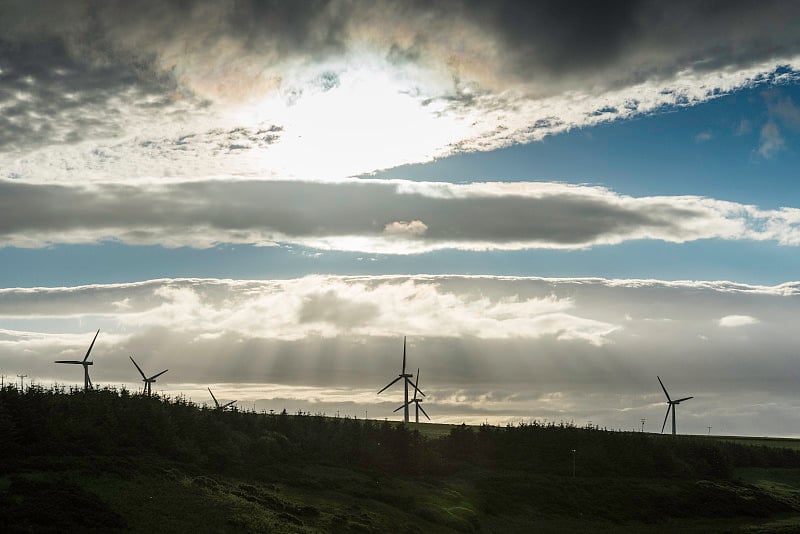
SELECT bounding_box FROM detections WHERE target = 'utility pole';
[707,426,712,436]
[17,374,27,391]
[365,409,368,420]
[641,418,646,432]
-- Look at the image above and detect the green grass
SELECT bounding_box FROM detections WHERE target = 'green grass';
[739,468,800,487]
[6,459,800,532]
[734,469,800,534]
[714,436,800,450]
[395,423,800,448]
[7,388,800,532]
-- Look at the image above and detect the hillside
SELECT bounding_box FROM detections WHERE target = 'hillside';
[2,385,800,532]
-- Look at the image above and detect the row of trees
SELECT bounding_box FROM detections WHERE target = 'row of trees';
[1,385,798,480]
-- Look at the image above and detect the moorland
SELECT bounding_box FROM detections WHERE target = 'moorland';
[2,385,800,532]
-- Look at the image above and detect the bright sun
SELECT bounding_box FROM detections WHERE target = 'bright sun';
[242,56,472,179]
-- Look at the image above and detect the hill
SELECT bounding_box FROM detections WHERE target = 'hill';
[2,385,800,532]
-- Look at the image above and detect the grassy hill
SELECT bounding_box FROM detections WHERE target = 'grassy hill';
[2,385,800,532]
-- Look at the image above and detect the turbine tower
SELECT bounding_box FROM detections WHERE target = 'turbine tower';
[658,376,693,435]
[129,356,168,396]
[208,387,236,410]
[55,329,99,390]
[378,337,424,423]
[393,368,430,423]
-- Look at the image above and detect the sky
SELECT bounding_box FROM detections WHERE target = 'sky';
[2,0,800,436]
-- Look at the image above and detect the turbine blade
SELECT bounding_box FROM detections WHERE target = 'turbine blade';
[402,336,407,374]
[418,404,430,420]
[377,375,402,394]
[405,377,425,397]
[412,368,420,401]
[208,387,219,407]
[223,400,236,409]
[83,329,100,362]
[54,360,82,364]
[674,396,693,403]
[129,356,147,379]
[149,369,168,380]
[657,376,671,402]
[661,405,671,433]
[393,404,404,413]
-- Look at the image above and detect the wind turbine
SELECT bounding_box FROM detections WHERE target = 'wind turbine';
[208,387,236,411]
[129,356,168,396]
[55,329,99,390]
[378,337,424,423]
[658,376,693,435]
[393,368,430,423]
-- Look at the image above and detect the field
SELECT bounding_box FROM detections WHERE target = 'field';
[711,436,800,451]
[3,386,800,532]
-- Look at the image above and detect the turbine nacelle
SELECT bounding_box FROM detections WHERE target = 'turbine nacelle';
[393,367,431,423]
[377,337,426,423]
[658,376,693,435]
[54,329,99,390]
[129,356,168,396]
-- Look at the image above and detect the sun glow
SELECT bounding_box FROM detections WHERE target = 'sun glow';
[240,57,470,179]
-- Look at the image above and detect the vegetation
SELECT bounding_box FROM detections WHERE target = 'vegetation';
[3,384,800,532]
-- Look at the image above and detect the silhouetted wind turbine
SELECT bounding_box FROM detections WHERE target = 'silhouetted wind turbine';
[208,387,236,410]
[393,368,430,423]
[129,356,168,396]
[658,376,693,435]
[378,337,424,423]
[55,329,99,390]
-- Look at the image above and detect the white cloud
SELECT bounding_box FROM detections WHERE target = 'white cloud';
[758,121,785,158]
[2,3,800,182]
[2,178,800,252]
[718,315,760,327]
[2,275,800,433]
[694,131,712,142]
[383,220,428,237]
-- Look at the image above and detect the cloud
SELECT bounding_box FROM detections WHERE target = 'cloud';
[755,92,800,158]
[735,119,752,135]
[768,95,800,128]
[7,0,795,99]
[0,37,205,152]
[694,131,712,142]
[1,275,800,432]
[383,220,428,237]
[758,121,785,158]
[297,291,380,329]
[2,1,800,181]
[718,315,760,327]
[3,178,800,251]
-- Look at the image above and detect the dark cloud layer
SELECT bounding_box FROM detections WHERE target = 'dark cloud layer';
[0,178,762,250]
[473,1,800,86]
[0,0,797,180]
[3,1,798,90]
[0,37,183,150]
